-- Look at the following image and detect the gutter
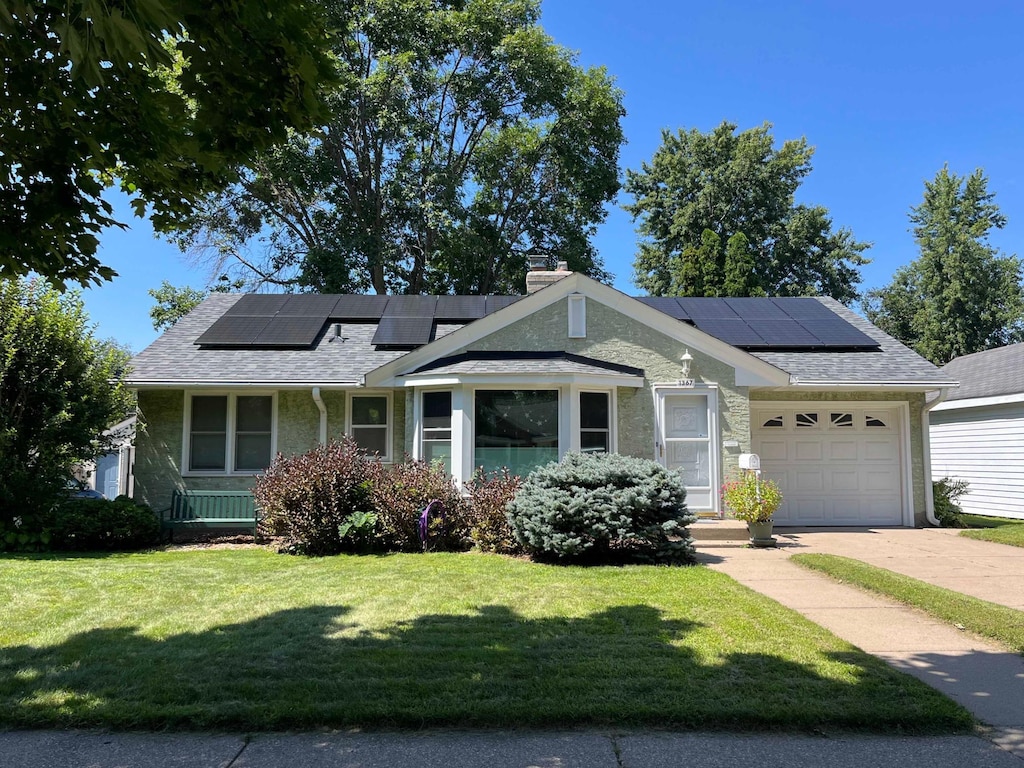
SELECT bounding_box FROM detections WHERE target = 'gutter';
[311,387,328,445]
[921,387,953,527]
[786,378,961,390]
[127,380,361,389]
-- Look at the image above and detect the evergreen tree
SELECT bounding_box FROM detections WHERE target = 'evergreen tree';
[865,166,1024,364]
[626,121,869,303]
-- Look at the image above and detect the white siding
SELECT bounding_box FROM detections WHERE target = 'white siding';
[930,403,1024,519]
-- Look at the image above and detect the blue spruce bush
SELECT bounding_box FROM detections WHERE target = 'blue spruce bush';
[507,452,695,563]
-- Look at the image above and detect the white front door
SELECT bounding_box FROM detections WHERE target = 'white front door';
[657,390,717,512]
[752,405,906,526]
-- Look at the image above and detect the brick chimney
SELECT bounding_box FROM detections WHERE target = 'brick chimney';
[525,255,572,294]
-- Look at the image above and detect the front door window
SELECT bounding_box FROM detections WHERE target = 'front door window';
[659,392,715,510]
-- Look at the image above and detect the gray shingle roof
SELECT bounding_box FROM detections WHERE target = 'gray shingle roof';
[750,298,952,385]
[128,293,952,388]
[128,294,410,385]
[940,343,1024,400]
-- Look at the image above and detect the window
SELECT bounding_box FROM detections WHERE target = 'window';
[761,415,784,428]
[475,390,558,476]
[187,394,274,474]
[421,391,452,474]
[350,394,390,459]
[830,412,854,429]
[580,391,609,453]
[865,414,888,428]
[795,412,819,428]
[568,295,586,338]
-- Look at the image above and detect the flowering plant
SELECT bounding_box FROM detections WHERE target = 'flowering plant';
[720,470,783,523]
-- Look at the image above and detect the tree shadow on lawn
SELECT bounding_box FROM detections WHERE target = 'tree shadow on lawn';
[0,604,970,733]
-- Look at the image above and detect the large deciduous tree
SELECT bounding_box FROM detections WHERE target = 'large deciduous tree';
[1,0,338,288]
[0,278,133,529]
[625,121,870,303]
[171,0,625,296]
[865,166,1024,364]
[148,281,208,331]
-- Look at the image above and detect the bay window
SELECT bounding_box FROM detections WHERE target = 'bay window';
[421,391,453,474]
[474,390,558,476]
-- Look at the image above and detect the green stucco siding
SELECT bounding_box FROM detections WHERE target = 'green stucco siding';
[133,387,404,511]
[749,390,927,525]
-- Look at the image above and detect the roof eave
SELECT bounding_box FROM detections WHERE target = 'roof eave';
[777,379,961,391]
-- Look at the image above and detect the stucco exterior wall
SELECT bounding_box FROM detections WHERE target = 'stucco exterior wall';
[749,389,927,524]
[134,387,403,510]
[459,297,752,481]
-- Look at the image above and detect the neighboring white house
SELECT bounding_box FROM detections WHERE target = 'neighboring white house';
[79,415,136,499]
[930,343,1024,520]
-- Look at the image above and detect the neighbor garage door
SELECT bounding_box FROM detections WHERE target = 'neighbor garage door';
[751,405,905,526]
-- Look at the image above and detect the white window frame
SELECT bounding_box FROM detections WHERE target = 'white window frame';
[470,386,562,477]
[347,391,394,462]
[418,389,453,473]
[577,388,615,454]
[182,391,278,477]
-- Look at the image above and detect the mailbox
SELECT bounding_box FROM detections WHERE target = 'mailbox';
[738,453,760,470]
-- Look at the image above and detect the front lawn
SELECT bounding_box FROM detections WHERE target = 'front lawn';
[0,550,970,732]
[961,514,1024,548]
[793,554,1024,654]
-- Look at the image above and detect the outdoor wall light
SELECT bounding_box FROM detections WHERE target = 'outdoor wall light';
[680,349,694,379]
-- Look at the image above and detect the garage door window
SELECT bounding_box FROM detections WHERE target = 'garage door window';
[795,412,819,428]
[830,412,853,429]
[866,414,889,428]
[761,415,784,428]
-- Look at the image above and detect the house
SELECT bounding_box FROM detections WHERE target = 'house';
[929,343,1024,520]
[73,415,136,499]
[126,264,957,527]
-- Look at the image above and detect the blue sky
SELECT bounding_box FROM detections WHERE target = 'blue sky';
[82,0,1024,352]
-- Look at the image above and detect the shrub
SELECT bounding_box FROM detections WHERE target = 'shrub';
[466,469,523,554]
[721,471,783,523]
[254,439,373,555]
[367,458,470,552]
[507,452,695,563]
[50,496,159,551]
[934,477,969,528]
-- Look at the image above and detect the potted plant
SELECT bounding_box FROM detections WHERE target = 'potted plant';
[720,471,783,547]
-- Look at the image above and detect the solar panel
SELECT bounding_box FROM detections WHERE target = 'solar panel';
[724,297,790,319]
[383,295,438,317]
[372,316,434,346]
[754,319,823,346]
[772,299,879,347]
[331,294,390,320]
[691,318,768,347]
[224,295,289,316]
[634,296,690,320]
[676,297,739,319]
[252,316,326,347]
[485,296,521,314]
[195,315,273,346]
[278,294,345,316]
[435,295,487,320]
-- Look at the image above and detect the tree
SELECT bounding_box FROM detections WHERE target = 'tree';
[148,282,208,331]
[865,166,1024,364]
[625,121,870,303]
[170,0,625,296]
[0,0,339,288]
[0,278,134,529]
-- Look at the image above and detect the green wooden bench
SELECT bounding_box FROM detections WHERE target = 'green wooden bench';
[163,490,259,541]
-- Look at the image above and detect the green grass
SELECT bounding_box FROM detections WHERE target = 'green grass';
[793,553,1024,655]
[0,550,971,732]
[960,514,1024,547]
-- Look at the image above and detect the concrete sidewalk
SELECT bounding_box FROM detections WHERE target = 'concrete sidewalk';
[699,536,1024,758]
[3,728,1023,768]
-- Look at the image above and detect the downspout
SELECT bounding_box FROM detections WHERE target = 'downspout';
[312,387,328,445]
[921,388,951,527]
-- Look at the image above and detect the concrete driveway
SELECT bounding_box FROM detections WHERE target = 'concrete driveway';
[773,527,1024,610]
[698,529,1024,755]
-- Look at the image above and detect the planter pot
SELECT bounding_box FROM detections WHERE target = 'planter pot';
[747,520,776,547]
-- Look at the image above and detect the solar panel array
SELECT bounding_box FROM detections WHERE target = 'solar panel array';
[197,293,878,351]
[196,294,524,349]
[634,297,879,350]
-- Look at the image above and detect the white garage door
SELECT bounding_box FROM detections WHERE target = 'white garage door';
[751,405,905,527]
